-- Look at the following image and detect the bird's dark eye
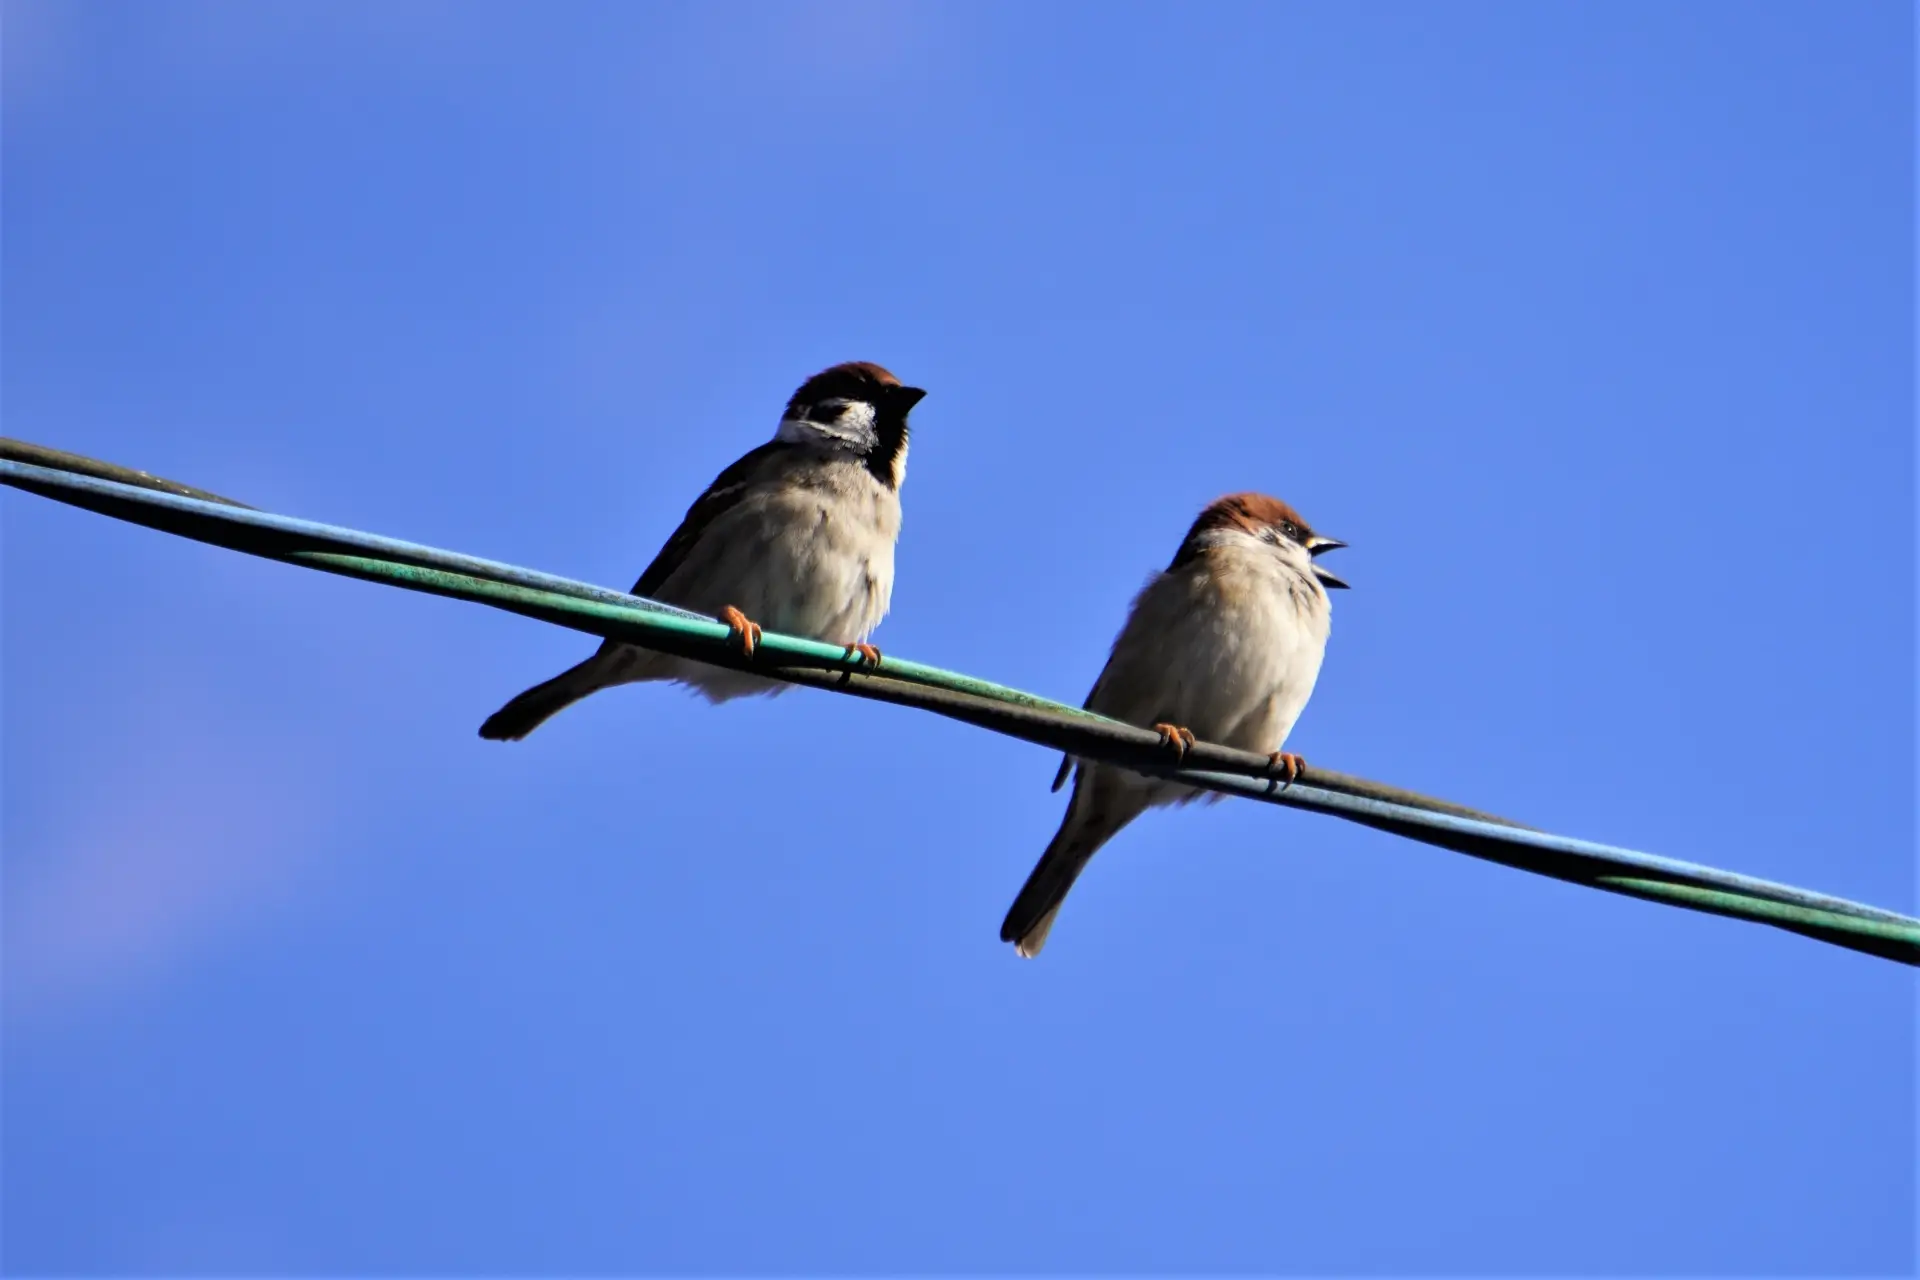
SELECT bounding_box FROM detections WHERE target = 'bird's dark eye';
[1281,522,1301,542]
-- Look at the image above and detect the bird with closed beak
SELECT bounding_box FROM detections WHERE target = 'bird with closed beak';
[1001,492,1348,957]
[479,361,927,740]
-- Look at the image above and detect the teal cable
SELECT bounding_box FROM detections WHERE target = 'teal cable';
[4,442,1914,966]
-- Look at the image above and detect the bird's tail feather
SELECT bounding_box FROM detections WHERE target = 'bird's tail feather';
[1000,783,1142,958]
[479,648,643,741]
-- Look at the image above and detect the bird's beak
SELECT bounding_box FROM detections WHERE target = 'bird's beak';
[1308,535,1349,588]
[891,386,928,412]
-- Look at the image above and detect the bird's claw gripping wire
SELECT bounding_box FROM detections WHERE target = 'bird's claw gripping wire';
[1152,722,1198,761]
[720,606,763,660]
[843,642,883,669]
[1266,751,1307,790]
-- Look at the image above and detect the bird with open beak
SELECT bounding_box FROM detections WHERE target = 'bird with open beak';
[1001,492,1348,957]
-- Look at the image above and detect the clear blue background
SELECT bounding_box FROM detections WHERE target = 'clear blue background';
[4,1,1912,1273]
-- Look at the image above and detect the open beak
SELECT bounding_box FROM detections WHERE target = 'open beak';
[1308,535,1350,589]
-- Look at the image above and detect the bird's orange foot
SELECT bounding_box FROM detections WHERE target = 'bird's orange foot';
[720,605,763,659]
[1266,751,1307,788]
[843,642,883,668]
[1152,722,1198,761]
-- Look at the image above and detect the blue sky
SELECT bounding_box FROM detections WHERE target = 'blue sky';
[3,1,1912,1273]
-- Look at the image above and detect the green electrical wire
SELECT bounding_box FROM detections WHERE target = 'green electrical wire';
[4,437,1915,967]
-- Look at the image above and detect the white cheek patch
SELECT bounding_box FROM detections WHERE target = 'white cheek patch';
[1192,527,1256,555]
[775,399,877,449]
[834,400,876,438]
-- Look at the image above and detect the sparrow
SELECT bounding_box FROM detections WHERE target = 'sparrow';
[479,361,926,740]
[1000,492,1348,957]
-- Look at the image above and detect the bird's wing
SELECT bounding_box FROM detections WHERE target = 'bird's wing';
[1049,565,1196,791]
[1050,654,1115,792]
[629,442,790,599]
